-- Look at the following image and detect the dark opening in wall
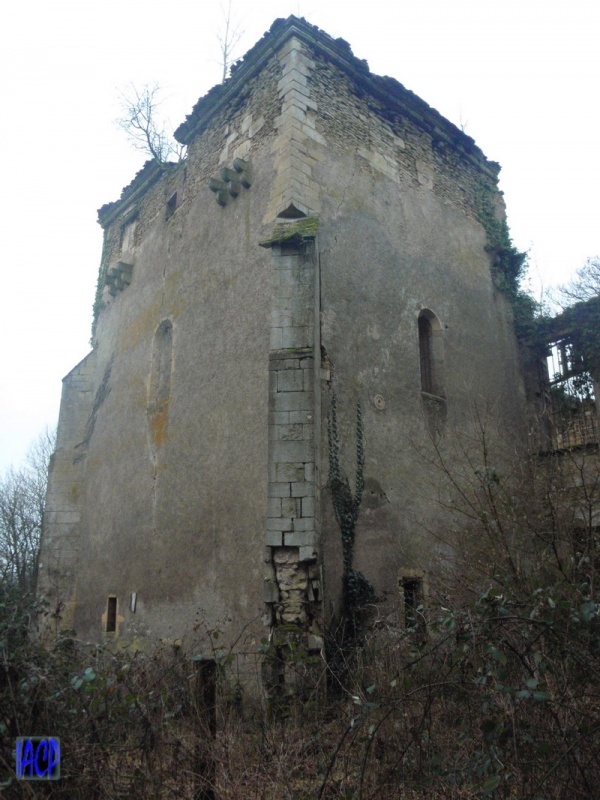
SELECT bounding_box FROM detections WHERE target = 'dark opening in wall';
[418,309,447,436]
[403,579,420,627]
[400,573,426,635]
[418,309,445,398]
[166,192,178,220]
[106,596,117,633]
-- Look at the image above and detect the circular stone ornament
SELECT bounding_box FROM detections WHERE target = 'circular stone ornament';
[373,394,386,410]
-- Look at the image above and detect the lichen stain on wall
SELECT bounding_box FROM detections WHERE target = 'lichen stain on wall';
[148,402,169,450]
[115,300,164,354]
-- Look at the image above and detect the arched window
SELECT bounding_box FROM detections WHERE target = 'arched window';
[418,310,445,399]
[417,309,446,435]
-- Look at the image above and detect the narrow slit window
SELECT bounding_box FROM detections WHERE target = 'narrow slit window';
[403,579,421,628]
[400,574,426,634]
[166,192,177,220]
[418,315,434,395]
[121,217,137,252]
[106,596,117,633]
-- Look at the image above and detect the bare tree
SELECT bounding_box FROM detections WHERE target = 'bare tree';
[0,427,56,598]
[116,83,186,165]
[218,0,244,83]
[558,256,600,306]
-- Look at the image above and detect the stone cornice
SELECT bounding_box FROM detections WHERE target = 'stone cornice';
[97,160,179,230]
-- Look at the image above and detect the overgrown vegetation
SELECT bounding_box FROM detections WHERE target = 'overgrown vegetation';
[116,83,186,166]
[328,392,377,654]
[2,426,599,797]
[0,429,55,606]
[3,261,599,794]
[528,256,600,428]
[475,182,537,338]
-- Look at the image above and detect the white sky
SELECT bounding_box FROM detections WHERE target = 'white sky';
[1,0,599,472]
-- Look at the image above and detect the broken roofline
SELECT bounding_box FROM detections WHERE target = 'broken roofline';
[98,15,501,228]
[174,15,499,177]
[97,160,179,230]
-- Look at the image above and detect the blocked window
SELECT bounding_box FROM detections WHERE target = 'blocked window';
[149,320,173,412]
[121,218,137,252]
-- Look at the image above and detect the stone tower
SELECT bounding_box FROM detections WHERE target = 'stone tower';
[38,17,526,671]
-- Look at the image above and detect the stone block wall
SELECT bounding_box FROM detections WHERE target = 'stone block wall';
[263,240,323,655]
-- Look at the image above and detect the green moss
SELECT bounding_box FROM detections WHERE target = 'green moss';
[260,216,319,247]
[90,254,108,346]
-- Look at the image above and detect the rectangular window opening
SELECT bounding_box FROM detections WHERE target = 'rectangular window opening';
[106,596,117,633]
[400,574,426,634]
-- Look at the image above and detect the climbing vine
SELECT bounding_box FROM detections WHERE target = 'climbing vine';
[328,391,376,622]
[475,182,536,338]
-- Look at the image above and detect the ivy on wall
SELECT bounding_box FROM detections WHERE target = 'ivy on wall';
[475,182,537,339]
[476,184,599,372]
[328,392,377,625]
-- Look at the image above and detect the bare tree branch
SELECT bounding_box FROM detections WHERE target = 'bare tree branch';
[558,256,600,306]
[0,427,56,598]
[217,0,244,83]
[116,83,185,165]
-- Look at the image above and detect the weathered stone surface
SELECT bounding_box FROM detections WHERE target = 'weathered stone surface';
[276,463,306,483]
[277,369,304,393]
[265,531,283,547]
[268,482,292,498]
[273,548,309,624]
[291,481,314,497]
[39,16,527,665]
[267,517,293,532]
[285,530,316,547]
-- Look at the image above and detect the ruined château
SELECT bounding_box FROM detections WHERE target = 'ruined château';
[39,17,537,668]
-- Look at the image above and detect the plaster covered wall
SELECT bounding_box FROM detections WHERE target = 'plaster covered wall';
[40,44,284,650]
[306,53,526,617]
[39,17,527,657]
